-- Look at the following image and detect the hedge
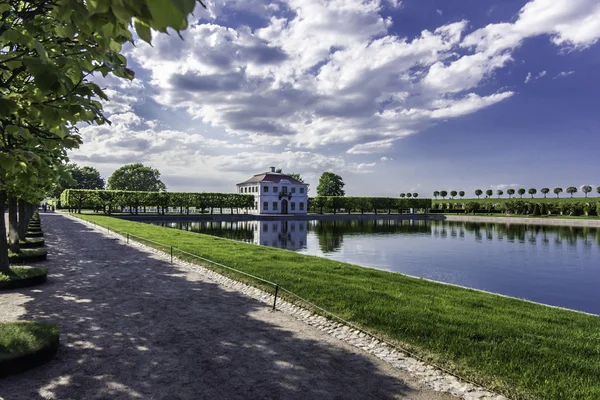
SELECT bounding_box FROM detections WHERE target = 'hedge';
[60,190,255,214]
[432,199,600,216]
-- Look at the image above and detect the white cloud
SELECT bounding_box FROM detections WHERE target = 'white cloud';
[554,70,576,78]
[489,183,520,191]
[436,9,443,16]
[525,72,533,83]
[380,156,393,162]
[347,139,396,154]
[537,70,547,79]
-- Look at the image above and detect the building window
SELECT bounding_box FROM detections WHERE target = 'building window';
[282,186,288,194]
[273,202,278,210]
[264,186,268,192]
[300,187,304,194]
[299,202,304,211]
[291,187,296,193]
[273,186,278,192]
[291,202,296,211]
[263,223,268,232]
[263,202,268,210]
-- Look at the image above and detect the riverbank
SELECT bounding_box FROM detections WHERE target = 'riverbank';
[74,213,600,400]
[436,214,600,227]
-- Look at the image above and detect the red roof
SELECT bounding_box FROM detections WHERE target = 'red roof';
[237,172,307,186]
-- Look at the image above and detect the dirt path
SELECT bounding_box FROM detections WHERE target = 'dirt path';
[0,213,454,400]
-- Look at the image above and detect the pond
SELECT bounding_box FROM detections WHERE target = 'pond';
[152,219,600,315]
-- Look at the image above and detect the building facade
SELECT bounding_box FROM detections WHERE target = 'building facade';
[237,167,309,214]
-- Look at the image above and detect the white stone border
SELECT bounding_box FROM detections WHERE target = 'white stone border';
[69,214,509,400]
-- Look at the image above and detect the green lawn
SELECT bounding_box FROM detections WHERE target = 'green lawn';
[0,322,59,361]
[0,267,47,282]
[75,214,600,400]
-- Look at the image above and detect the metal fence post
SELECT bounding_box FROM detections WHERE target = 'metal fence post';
[170,246,173,263]
[272,284,279,310]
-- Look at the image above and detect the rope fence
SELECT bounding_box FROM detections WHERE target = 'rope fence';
[76,214,506,399]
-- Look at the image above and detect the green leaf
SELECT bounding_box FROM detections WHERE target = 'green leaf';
[34,41,49,63]
[0,3,12,13]
[1,29,33,47]
[134,18,152,44]
[0,152,16,172]
[0,98,17,117]
[146,0,188,31]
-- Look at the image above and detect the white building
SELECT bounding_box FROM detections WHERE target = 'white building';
[237,167,309,214]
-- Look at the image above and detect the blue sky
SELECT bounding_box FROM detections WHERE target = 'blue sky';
[70,0,600,197]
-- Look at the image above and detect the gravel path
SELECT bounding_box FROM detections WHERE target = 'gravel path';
[0,213,455,400]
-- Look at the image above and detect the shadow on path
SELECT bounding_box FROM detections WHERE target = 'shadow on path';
[0,213,438,399]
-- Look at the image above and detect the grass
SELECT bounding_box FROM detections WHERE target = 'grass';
[0,322,59,361]
[0,267,47,282]
[75,214,600,400]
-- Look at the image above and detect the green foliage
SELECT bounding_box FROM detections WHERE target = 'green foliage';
[287,173,304,183]
[485,189,493,198]
[316,171,345,197]
[474,189,482,198]
[107,163,166,191]
[61,189,254,214]
[399,193,405,198]
[48,163,104,197]
[507,188,515,198]
[517,188,526,198]
[459,190,465,198]
[496,190,503,197]
[433,190,439,199]
[412,193,418,198]
[554,187,563,198]
[440,190,447,199]
[310,196,432,213]
[450,190,457,199]
[541,188,550,198]
[406,193,412,198]
[528,188,537,198]
[566,186,578,197]
[582,185,592,197]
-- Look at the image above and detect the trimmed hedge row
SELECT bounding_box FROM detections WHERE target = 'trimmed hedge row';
[433,199,600,216]
[308,196,432,214]
[60,189,255,214]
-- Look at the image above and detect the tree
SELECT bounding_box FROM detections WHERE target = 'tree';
[406,193,412,198]
[517,188,526,198]
[497,190,503,198]
[541,188,550,198]
[108,164,166,192]
[528,188,537,198]
[566,186,578,198]
[0,0,202,273]
[582,185,592,197]
[316,172,345,196]
[459,191,465,199]
[413,193,418,198]
[440,190,448,199]
[288,173,304,183]
[50,163,104,198]
[554,187,563,198]
[475,189,482,199]
[597,186,600,196]
[399,193,406,198]
[507,188,515,198]
[485,189,493,198]
[433,191,439,199]
[450,190,457,199]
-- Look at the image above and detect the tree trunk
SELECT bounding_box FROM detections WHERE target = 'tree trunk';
[18,199,28,241]
[8,195,19,254]
[0,191,10,273]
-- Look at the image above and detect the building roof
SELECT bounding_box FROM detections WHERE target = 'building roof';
[237,172,308,186]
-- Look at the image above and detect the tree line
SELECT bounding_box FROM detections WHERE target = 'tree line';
[433,186,600,200]
[433,199,600,217]
[309,197,431,214]
[61,190,254,215]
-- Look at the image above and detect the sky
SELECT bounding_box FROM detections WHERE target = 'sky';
[69,0,600,197]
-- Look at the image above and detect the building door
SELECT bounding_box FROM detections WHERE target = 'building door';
[281,199,288,214]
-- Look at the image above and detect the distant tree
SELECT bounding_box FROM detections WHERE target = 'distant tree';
[485,189,493,198]
[108,164,166,192]
[433,191,440,199]
[288,173,304,183]
[497,190,503,198]
[459,191,465,199]
[554,187,563,198]
[406,193,412,198]
[440,190,448,199]
[528,188,537,198]
[399,193,406,198]
[517,188,526,198]
[475,189,483,199]
[413,193,418,198]
[597,186,600,196]
[507,188,515,198]
[450,190,457,199]
[566,186,578,198]
[582,185,592,197]
[541,188,550,198]
[49,163,105,198]
[316,172,345,196]
[275,168,283,173]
